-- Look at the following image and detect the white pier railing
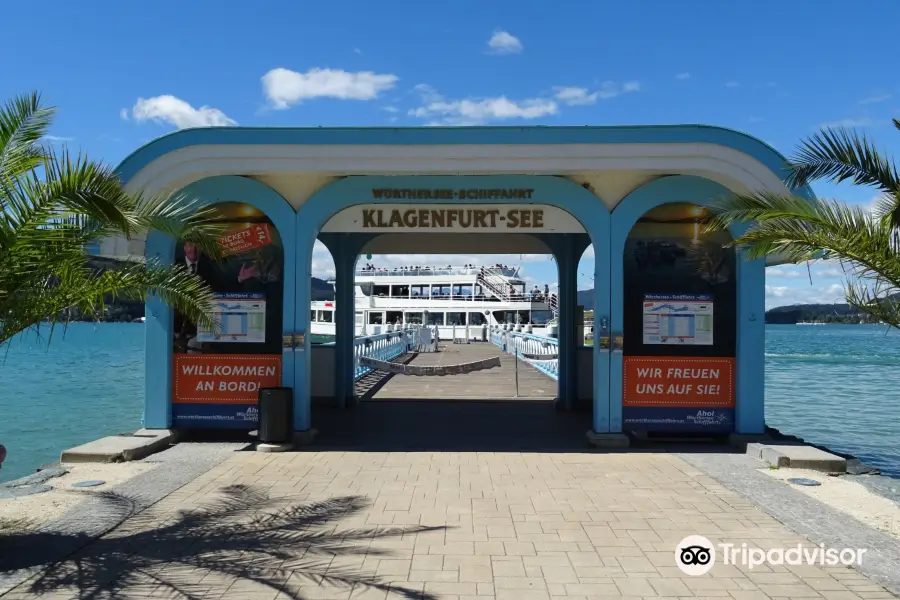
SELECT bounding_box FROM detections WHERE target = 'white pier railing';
[489,326,560,380]
[353,328,417,380]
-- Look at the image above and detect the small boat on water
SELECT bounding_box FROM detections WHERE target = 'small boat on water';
[132,316,146,323]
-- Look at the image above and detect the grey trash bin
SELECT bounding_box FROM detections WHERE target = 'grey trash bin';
[258,387,293,444]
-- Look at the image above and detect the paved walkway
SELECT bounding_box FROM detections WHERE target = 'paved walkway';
[371,343,556,400]
[4,449,895,599]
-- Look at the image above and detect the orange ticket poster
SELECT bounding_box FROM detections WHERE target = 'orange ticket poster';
[219,223,272,257]
[173,354,282,404]
[623,356,735,407]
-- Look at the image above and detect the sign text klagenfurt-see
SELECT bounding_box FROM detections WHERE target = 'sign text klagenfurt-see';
[321,200,586,234]
[362,207,544,229]
[366,189,543,229]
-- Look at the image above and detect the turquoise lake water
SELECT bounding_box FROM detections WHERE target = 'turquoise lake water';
[0,323,898,482]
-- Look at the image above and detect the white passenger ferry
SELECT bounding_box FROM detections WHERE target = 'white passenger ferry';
[310,264,558,341]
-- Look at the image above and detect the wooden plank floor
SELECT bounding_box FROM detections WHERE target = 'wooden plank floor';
[368,341,557,400]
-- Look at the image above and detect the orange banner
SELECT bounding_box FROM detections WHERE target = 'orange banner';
[623,357,735,407]
[173,354,282,404]
[219,223,272,257]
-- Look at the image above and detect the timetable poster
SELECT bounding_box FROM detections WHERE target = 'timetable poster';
[172,202,284,428]
[642,294,713,345]
[622,203,736,433]
[197,293,267,343]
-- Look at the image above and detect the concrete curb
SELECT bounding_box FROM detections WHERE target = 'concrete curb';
[747,442,848,472]
[60,429,176,464]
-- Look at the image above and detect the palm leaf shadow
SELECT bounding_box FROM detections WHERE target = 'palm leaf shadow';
[1,485,445,599]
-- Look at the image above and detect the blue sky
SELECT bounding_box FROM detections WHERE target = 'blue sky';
[2,0,898,308]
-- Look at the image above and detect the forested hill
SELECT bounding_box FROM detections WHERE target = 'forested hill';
[573,287,878,324]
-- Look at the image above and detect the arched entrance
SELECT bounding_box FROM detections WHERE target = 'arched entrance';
[143,176,297,428]
[610,175,766,435]
[292,175,613,438]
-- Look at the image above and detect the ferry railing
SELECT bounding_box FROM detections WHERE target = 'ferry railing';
[489,326,560,380]
[356,266,520,277]
[381,292,551,303]
[353,328,417,380]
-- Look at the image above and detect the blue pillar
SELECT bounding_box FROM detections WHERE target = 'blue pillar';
[736,253,767,433]
[318,235,361,408]
[593,233,612,434]
[294,236,313,433]
[546,234,590,412]
[143,231,175,429]
[317,233,373,410]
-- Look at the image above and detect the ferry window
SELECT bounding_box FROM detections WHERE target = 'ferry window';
[498,310,516,324]
[426,312,444,325]
[475,285,483,297]
[311,310,317,322]
[530,310,552,325]
[447,312,466,326]
[368,312,384,325]
[405,312,423,324]
[469,312,487,326]
[411,285,429,297]
[387,311,403,324]
[391,284,410,297]
[355,312,363,325]
[453,284,473,296]
[319,310,333,323]
[373,285,389,297]
[433,285,450,298]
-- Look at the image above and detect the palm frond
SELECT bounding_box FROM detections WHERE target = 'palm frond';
[707,192,900,290]
[0,92,53,183]
[786,126,900,193]
[0,91,220,344]
[133,192,227,260]
[844,276,900,328]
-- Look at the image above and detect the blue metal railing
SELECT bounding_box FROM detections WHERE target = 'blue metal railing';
[353,328,416,380]
[489,326,560,380]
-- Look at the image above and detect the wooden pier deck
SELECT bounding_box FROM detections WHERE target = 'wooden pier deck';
[367,341,557,400]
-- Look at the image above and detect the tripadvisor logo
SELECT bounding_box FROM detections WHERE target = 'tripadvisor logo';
[676,535,867,575]
[676,535,716,576]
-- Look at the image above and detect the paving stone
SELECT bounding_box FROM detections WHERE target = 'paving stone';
[4,447,897,599]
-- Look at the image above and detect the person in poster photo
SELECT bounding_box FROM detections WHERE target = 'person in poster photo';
[173,214,285,355]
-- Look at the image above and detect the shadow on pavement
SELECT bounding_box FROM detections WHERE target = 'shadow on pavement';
[310,399,744,455]
[1,486,444,600]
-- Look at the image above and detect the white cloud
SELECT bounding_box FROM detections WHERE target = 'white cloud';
[410,86,557,125]
[766,266,805,279]
[676,72,691,80]
[261,67,398,109]
[818,117,873,129]
[765,282,846,309]
[353,47,363,55]
[553,81,640,106]
[815,268,845,278]
[859,93,891,105]
[382,105,399,113]
[865,193,892,217]
[725,81,741,88]
[119,108,129,121]
[487,30,522,55]
[130,95,236,129]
